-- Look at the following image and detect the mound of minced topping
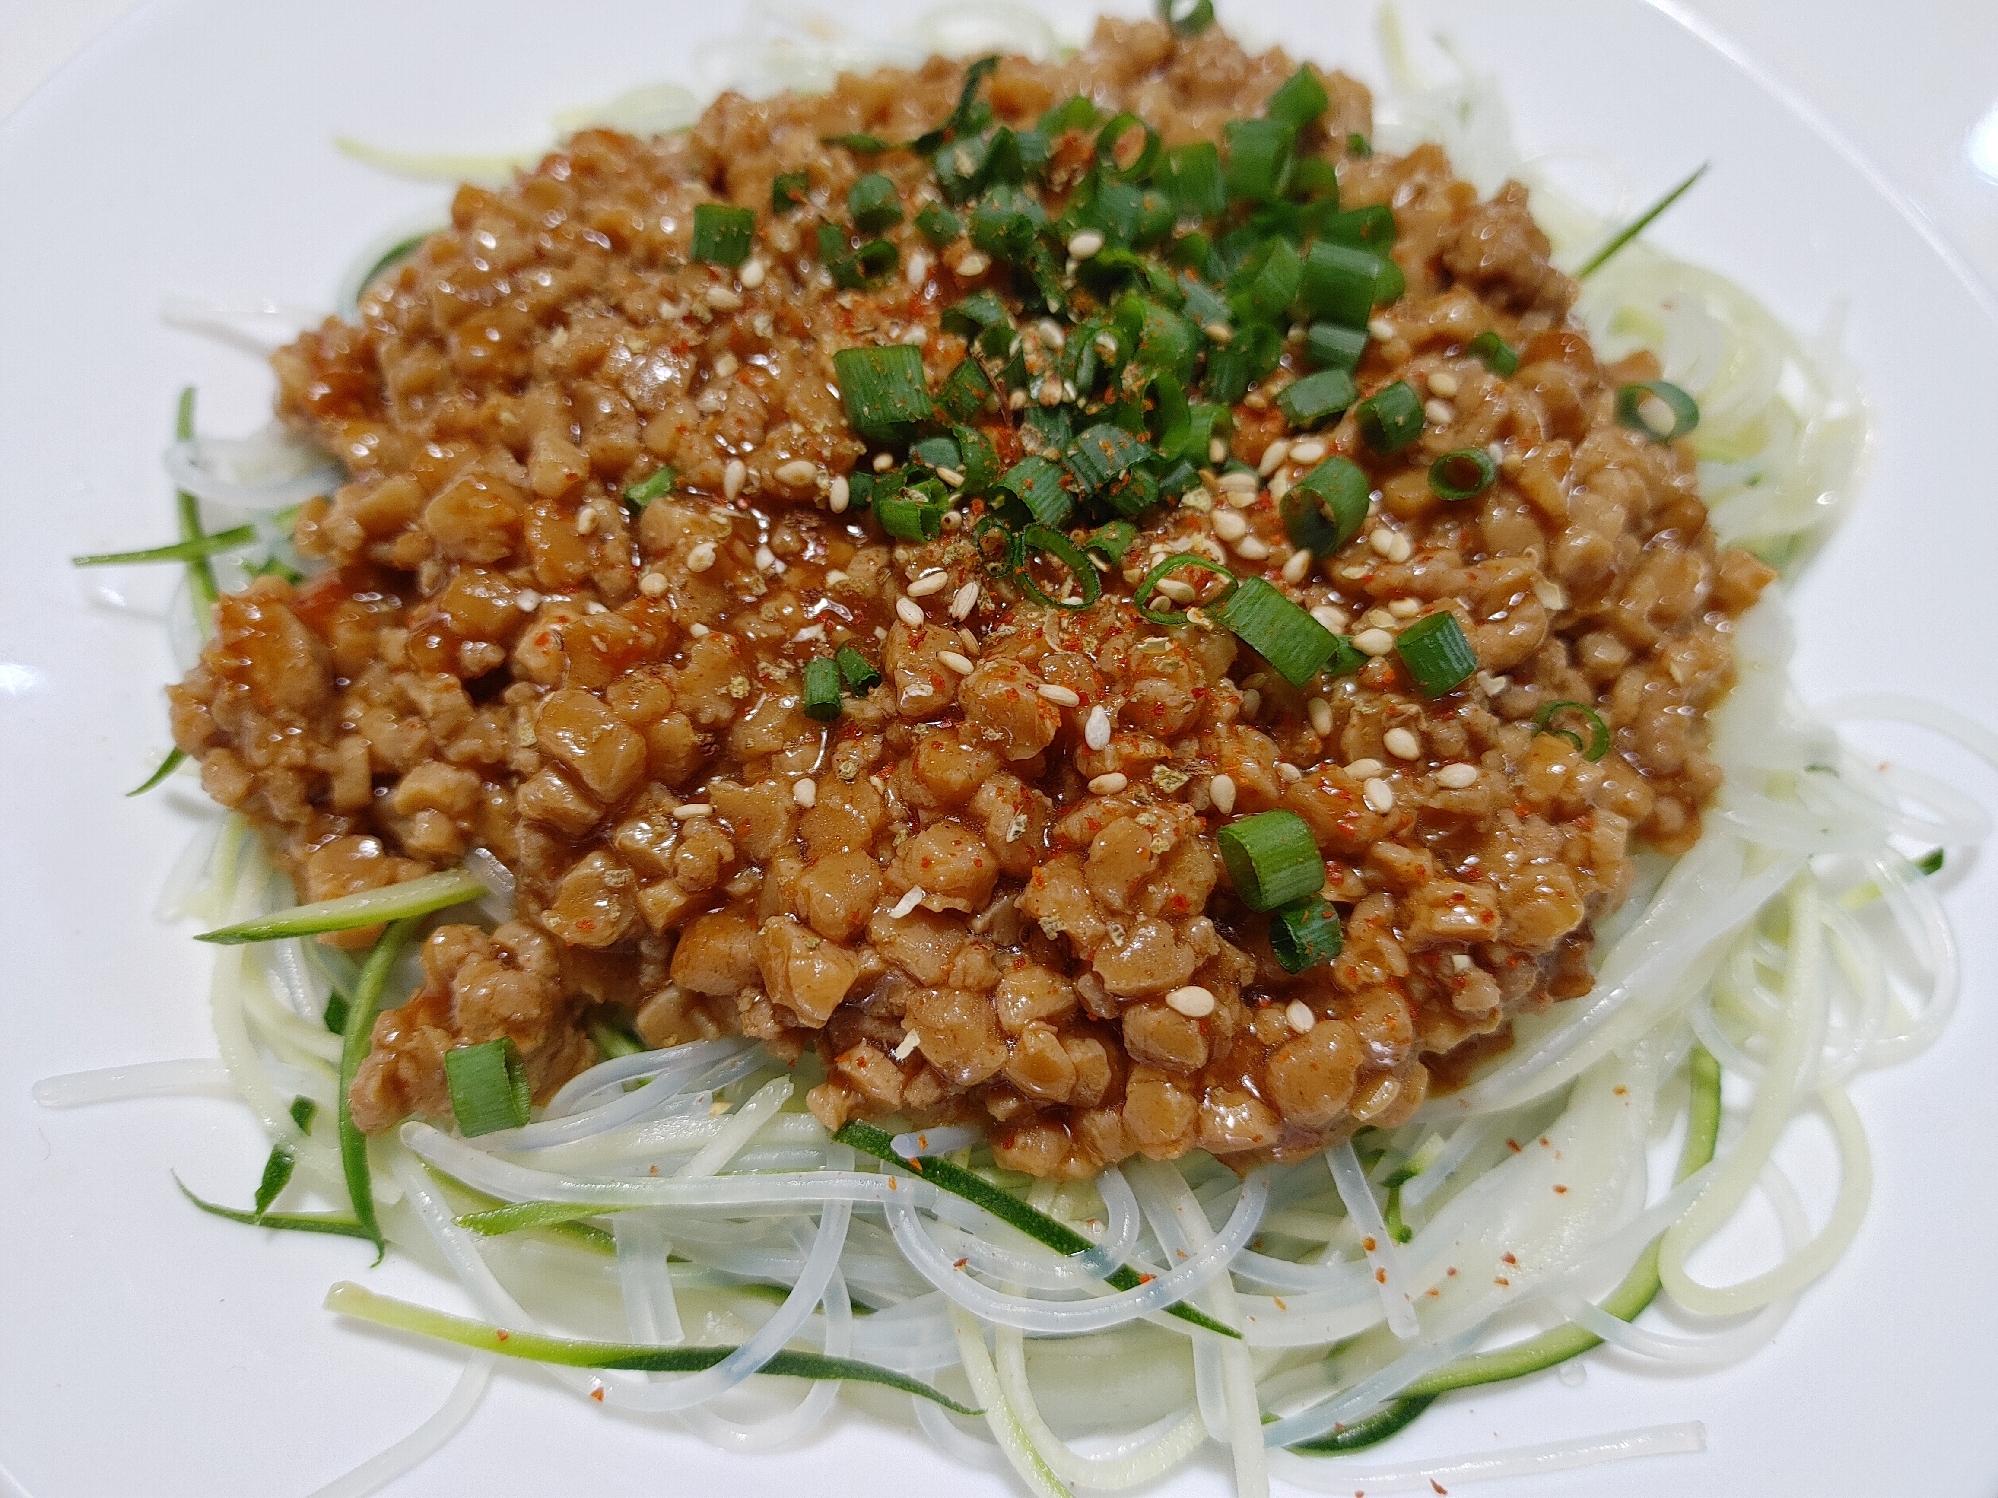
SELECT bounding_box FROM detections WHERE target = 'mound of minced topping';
[168,16,1772,1175]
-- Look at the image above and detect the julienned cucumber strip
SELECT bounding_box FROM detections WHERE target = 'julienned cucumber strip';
[197,867,486,944]
[834,1120,1241,1339]
[175,1175,378,1244]
[336,918,421,1258]
[1290,1046,1724,1455]
[324,1281,982,1414]
[457,1197,625,1248]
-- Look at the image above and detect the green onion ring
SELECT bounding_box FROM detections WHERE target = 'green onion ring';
[973,513,1024,578]
[1018,523,1101,611]
[1532,699,1612,761]
[1427,447,1498,501]
[1132,552,1238,625]
[1094,112,1161,182]
[1614,381,1700,443]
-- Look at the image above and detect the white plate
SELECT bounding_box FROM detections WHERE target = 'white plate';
[2,2,1995,1495]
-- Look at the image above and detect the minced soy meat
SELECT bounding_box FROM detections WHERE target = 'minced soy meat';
[167,16,1774,1176]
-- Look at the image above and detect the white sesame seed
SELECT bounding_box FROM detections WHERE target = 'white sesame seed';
[1308,697,1334,737]
[1310,604,1349,632]
[754,544,777,571]
[1385,532,1413,563]
[939,650,975,675]
[1204,322,1234,344]
[1384,726,1422,760]
[572,505,598,536]
[1010,389,1029,410]
[1367,316,1396,340]
[1424,397,1456,426]
[1155,576,1196,603]
[934,465,966,488]
[685,541,718,573]
[1437,762,1480,789]
[1210,773,1237,814]
[949,580,980,620]
[1213,510,1248,542]
[515,589,542,611]
[739,257,767,289]
[1534,578,1568,611]
[1354,628,1396,657]
[957,628,978,653]
[1165,985,1217,1018]
[1036,682,1080,708]
[1235,535,1271,561]
[793,777,818,807]
[722,458,747,501]
[1209,436,1229,464]
[707,286,743,311]
[954,251,991,277]
[1239,687,1261,719]
[825,569,847,585]
[1268,469,1293,501]
[1217,471,1259,494]
[689,621,711,638]
[1362,607,1397,629]
[905,250,929,287]
[1067,229,1105,259]
[907,570,950,597]
[1258,439,1292,476]
[1084,705,1111,751]
[890,887,926,919]
[1387,597,1423,618]
[872,452,895,473]
[1089,771,1129,795]
[776,458,819,487]
[793,623,825,643]
[1368,528,1398,557]
[829,475,850,514]
[1345,758,1385,779]
[1451,953,1474,973]
[1281,548,1312,584]
[894,597,925,628]
[1363,778,1395,813]
[1035,318,1066,350]
[1426,369,1459,398]
[1285,1000,1316,1034]
[639,571,668,597]
[1287,438,1328,464]
[1276,761,1303,783]
[893,1030,922,1060]
[672,802,715,820]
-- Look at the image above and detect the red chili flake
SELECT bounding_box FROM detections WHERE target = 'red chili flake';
[494,1329,510,1342]
[1553,1184,1569,1194]
[591,1386,606,1402]
[1361,1236,1377,1252]
[1506,1138,1522,1153]
[1494,1277,1510,1288]
[1502,1252,1517,1265]
[1431,1481,1450,1495]
[1273,1296,1288,1311]
[1446,1266,1458,1277]
[1613,1085,1628,1096]
[1375,1268,1387,1285]
[1137,1273,1155,1284]
[1539,1136,1550,1147]
[953,1257,969,1270]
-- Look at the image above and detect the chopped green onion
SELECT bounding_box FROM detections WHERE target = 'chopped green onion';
[1064,423,1152,493]
[1428,448,1497,501]
[1084,519,1139,562]
[1320,634,1368,678]
[1289,156,1340,204]
[1269,896,1343,973]
[458,1198,622,1238]
[1615,381,1700,443]
[1095,112,1161,181]
[1532,700,1611,761]
[622,465,675,511]
[1265,66,1328,131]
[337,919,419,1258]
[833,345,933,443]
[176,1176,377,1244]
[771,171,810,214]
[915,202,962,245]
[1346,132,1373,158]
[254,1144,296,1216]
[1576,162,1708,279]
[1917,848,1946,877]
[444,1037,532,1137]
[196,868,486,945]
[127,746,186,797]
[289,1095,319,1132]
[1384,1181,1414,1244]
[72,525,258,568]
[836,645,881,695]
[1018,523,1100,611]
[353,233,429,299]
[942,289,1010,338]
[323,991,350,1036]
[1223,118,1295,203]
[1356,380,1425,453]
[325,1280,985,1411]
[802,657,844,721]
[835,1120,1239,1337]
[876,493,945,541]
[1227,237,1302,322]
[1317,205,1395,249]
[1218,810,1325,911]
[1212,576,1345,687]
[1161,141,1226,220]
[821,132,895,155]
[937,356,996,422]
[1394,612,1478,696]
[998,455,1073,528]
[1276,368,1358,429]
[847,173,903,233]
[952,424,999,493]
[1468,330,1519,376]
[1159,0,1215,34]
[1304,321,1368,373]
[969,187,1044,262]
[1299,241,1401,325]
[1286,457,1366,559]
[691,203,755,266]
[1133,552,1237,625]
